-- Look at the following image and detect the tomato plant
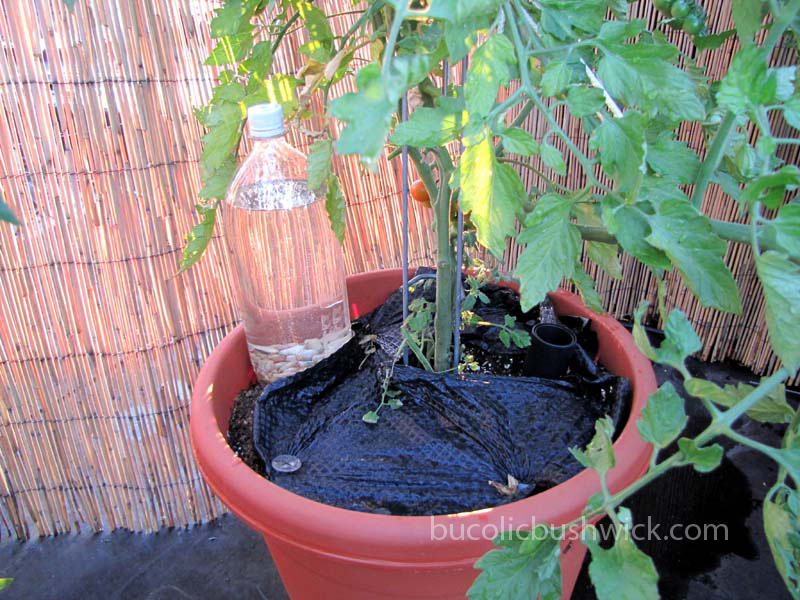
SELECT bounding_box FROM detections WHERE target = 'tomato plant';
[177,0,800,598]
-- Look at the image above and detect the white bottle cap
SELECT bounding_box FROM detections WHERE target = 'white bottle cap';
[247,103,285,139]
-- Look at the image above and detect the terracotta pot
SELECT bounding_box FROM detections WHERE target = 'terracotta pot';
[190,268,656,599]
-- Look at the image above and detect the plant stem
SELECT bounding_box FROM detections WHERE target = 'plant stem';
[505,4,612,194]
[689,111,737,209]
[271,12,300,54]
[432,149,455,371]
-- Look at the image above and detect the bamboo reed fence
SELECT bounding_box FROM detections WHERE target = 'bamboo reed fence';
[0,0,795,540]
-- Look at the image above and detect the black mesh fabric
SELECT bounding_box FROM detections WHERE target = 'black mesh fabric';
[253,273,631,516]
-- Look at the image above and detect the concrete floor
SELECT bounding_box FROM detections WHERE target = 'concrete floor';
[0,358,794,599]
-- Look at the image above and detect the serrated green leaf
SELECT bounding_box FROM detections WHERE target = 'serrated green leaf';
[468,527,562,600]
[500,127,539,156]
[465,35,516,116]
[539,0,606,40]
[784,96,800,130]
[585,531,659,600]
[633,302,701,373]
[205,30,254,66]
[460,131,524,258]
[717,45,781,114]
[590,111,646,194]
[756,251,800,373]
[601,198,671,271]
[515,194,581,311]
[178,203,218,274]
[637,382,687,449]
[741,166,800,210]
[566,86,605,118]
[732,0,765,42]
[201,102,244,176]
[571,266,605,313]
[677,438,724,473]
[766,203,800,261]
[541,60,570,97]
[308,138,333,194]
[325,174,346,244]
[211,0,258,37]
[570,416,615,475]
[646,132,700,184]
[597,41,704,121]
[645,197,742,314]
[199,159,237,199]
[764,486,800,595]
[688,378,794,424]
[540,143,567,175]
[242,40,273,81]
[330,63,394,171]
[390,105,467,148]
[694,29,737,52]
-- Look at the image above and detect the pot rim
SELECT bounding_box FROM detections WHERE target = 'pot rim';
[190,268,655,563]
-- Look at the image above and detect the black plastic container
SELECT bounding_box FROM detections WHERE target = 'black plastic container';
[523,322,577,378]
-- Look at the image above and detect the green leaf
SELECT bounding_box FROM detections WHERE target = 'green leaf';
[646,132,700,184]
[584,531,659,600]
[597,41,705,121]
[784,95,800,130]
[571,266,605,313]
[573,203,621,279]
[694,29,737,52]
[325,175,347,244]
[205,30,254,66]
[687,378,794,424]
[500,127,539,156]
[460,131,524,258]
[330,63,394,171]
[764,486,800,595]
[590,111,646,194]
[633,302,702,373]
[677,438,724,472]
[362,410,379,424]
[766,203,800,261]
[756,251,800,373]
[295,0,334,59]
[732,0,765,41]
[540,143,567,175]
[468,527,562,600]
[178,203,218,274]
[566,86,605,118]
[0,579,11,591]
[541,60,571,97]
[645,196,742,314]
[601,198,671,271]
[390,105,468,148]
[242,41,273,82]
[717,45,781,114]
[0,196,20,225]
[570,416,615,475]
[199,158,237,199]
[210,0,258,37]
[201,102,244,176]
[741,166,800,210]
[515,194,581,311]
[637,382,687,449]
[539,0,606,40]
[307,138,333,194]
[465,35,516,116]
[245,75,300,115]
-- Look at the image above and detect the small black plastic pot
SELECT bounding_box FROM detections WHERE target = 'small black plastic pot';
[523,322,577,378]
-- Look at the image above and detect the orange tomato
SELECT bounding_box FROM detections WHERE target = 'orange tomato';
[410,179,431,207]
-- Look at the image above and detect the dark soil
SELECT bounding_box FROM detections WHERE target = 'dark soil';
[227,383,266,474]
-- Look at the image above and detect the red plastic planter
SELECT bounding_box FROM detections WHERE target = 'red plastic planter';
[190,269,655,599]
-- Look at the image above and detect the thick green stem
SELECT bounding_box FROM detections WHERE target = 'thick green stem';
[690,111,737,209]
[432,150,455,372]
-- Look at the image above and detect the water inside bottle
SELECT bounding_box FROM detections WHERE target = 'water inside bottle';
[223,179,351,382]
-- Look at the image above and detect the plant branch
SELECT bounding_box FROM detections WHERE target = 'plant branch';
[689,111,737,209]
[432,149,455,372]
